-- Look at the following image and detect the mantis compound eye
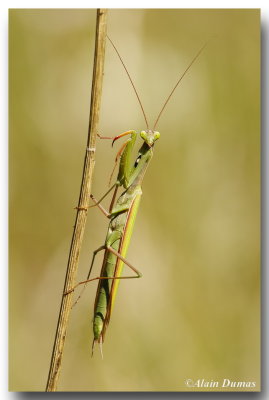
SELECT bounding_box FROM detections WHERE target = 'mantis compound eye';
[153,131,160,141]
[140,131,147,141]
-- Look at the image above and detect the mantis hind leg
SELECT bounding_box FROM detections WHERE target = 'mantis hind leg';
[65,245,142,307]
[64,245,106,307]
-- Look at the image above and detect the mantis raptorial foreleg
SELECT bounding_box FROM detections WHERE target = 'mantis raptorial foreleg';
[76,131,135,212]
[98,131,135,186]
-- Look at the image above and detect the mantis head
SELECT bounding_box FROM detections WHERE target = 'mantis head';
[140,130,160,147]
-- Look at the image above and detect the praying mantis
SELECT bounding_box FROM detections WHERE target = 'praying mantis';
[70,36,206,356]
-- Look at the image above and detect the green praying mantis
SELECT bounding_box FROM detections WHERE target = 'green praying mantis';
[69,36,206,356]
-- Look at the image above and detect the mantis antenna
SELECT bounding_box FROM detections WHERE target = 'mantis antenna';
[107,35,207,132]
[107,35,149,130]
[153,42,208,130]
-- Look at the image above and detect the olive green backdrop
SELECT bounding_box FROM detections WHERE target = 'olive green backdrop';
[9,9,260,391]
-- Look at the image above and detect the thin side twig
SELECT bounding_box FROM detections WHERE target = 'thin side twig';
[46,9,108,392]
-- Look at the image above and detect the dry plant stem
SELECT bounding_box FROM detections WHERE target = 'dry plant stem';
[46,9,108,392]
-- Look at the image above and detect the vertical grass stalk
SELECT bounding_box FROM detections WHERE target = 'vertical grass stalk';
[46,9,108,392]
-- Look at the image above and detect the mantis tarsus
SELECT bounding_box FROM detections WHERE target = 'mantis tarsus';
[69,36,206,356]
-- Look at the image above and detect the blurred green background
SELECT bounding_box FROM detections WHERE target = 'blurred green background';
[9,9,260,392]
